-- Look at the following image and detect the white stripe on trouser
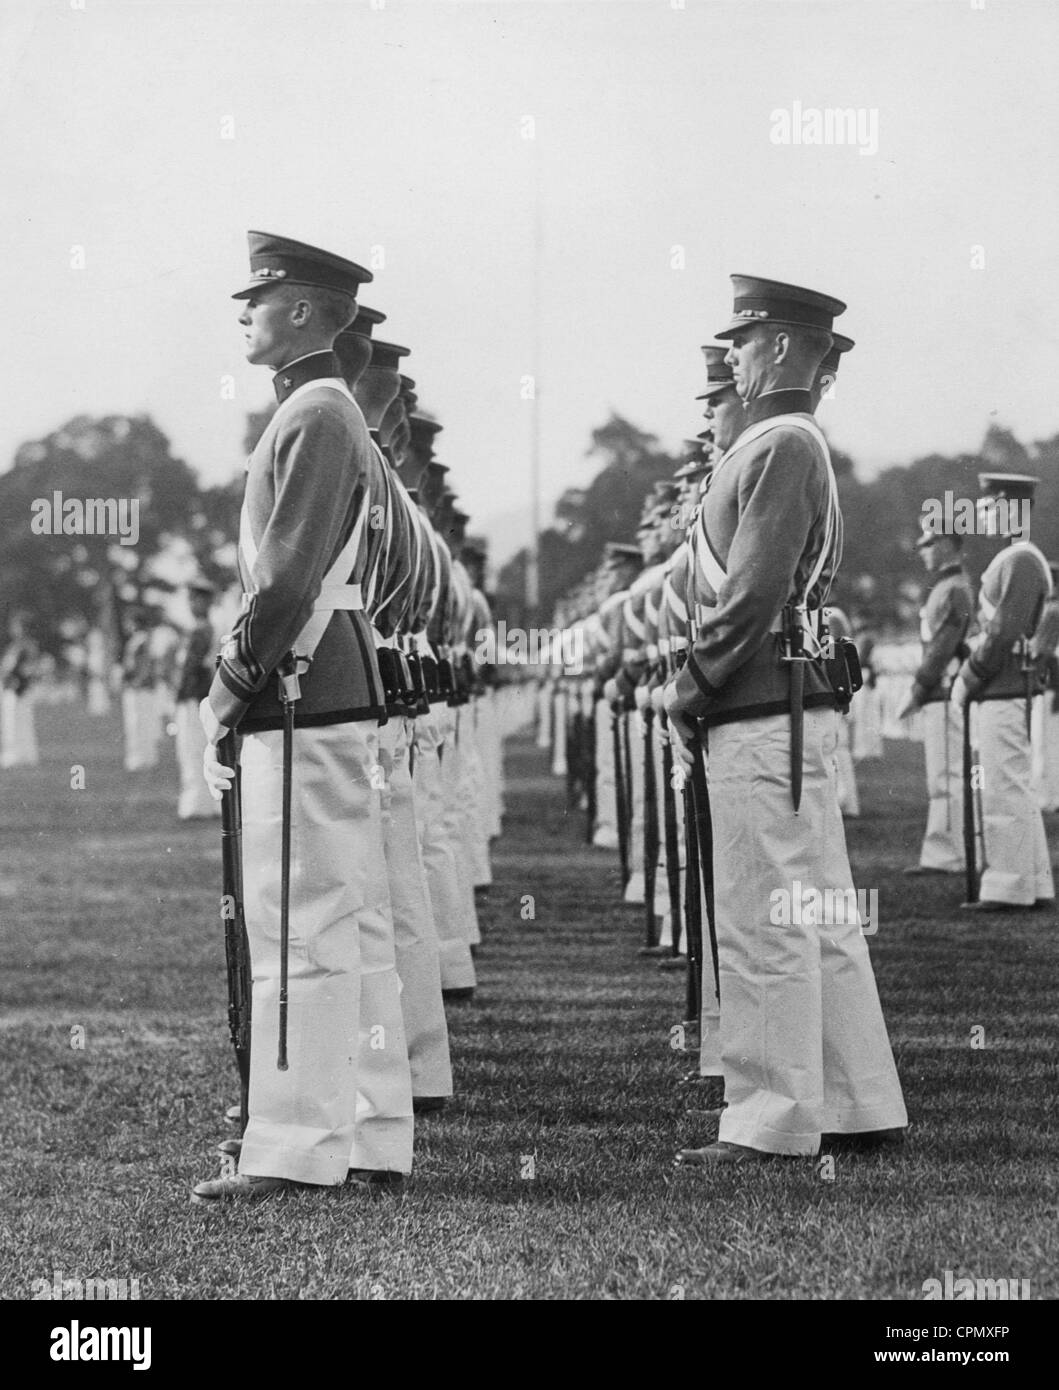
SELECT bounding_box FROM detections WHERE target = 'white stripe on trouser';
[1031,693,1059,813]
[0,690,39,768]
[536,680,552,749]
[551,687,568,776]
[440,706,482,945]
[710,709,908,1154]
[852,684,884,761]
[977,700,1055,906]
[121,687,159,771]
[623,712,645,904]
[236,723,372,1184]
[175,699,219,819]
[592,700,618,850]
[412,710,477,990]
[459,703,493,888]
[695,769,722,1077]
[919,701,964,872]
[476,689,503,839]
[833,711,860,817]
[378,718,453,1099]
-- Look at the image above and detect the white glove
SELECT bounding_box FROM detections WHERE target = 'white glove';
[634,683,651,711]
[950,675,970,710]
[603,678,619,705]
[203,743,235,801]
[896,687,919,721]
[198,696,227,746]
[650,683,666,714]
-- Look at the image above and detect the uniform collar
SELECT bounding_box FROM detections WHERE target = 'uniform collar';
[937,561,964,579]
[742,388,814,427]
[272,350,341,404]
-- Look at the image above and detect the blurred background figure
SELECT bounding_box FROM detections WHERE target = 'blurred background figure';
[1031,563,1059,814]
[172,578,220,819]
[121,603,161,772]
[827,605,860,818]
[850,606,885,763]
[0,610,41,768]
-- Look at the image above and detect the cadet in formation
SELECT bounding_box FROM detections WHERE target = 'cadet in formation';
[663,275,908,1165]
[950,473,1054,911]
[195,232,502,1202]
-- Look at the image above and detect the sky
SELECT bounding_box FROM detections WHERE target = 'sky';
[3,0,1058,563]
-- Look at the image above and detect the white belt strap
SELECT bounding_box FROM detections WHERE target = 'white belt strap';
[237,379,371,667]
[623,598,646,642]
[693,413,839,607]
[662,575,688,625]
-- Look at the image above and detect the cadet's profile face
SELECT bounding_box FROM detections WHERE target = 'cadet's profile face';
[238,287,298,367]
[725,326,774,399]
[705,387,743,451]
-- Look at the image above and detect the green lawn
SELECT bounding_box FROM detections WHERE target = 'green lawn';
[1,703,1056,1300]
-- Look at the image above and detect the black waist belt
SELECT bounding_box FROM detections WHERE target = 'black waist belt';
[698,690,838,730]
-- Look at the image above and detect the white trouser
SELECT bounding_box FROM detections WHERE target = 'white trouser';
[476,688,504,838]
[1031,693,1059,813]
[238,722,408,1184]
[412,708,477,990]
[551,687,568,777]
[978,700,1054,906]
[175,699,219,819]
[122,687,159,771]
[918,700,964,871]
[536,680,552,749]
[440,705,482,944]
[852,683,884,761]
[378,718,453,1100]
[592,699,618,850]
[623,710,645,904]
[0,690,38,768]
[833,710,860,817]
[709,709,907,1154]
[453,706,489,889]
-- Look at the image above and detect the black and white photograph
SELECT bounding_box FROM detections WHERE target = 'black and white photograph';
[1,0,1057,1333]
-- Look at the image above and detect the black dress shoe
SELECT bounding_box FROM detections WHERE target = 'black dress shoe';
[674,1141,783,1168]
[820,1127,907,1153]
[903,865,959,876]
[412,1096,447,1115]
[346,1168,405,1191]
[442,987,475,1001]
[192,1174,294,1204]
[961,899,1031,912]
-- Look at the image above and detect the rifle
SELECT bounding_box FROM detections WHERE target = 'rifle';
[962,701,979,904]
[277,655,301,1071]
[681,768,703,1026]
[218,729,251,1133]
[566,685,582,813]
[659,710,684,957]
[690,741,719,1006]
[584,686,598,844]
[612,702,630,889]
[641,701,660,949]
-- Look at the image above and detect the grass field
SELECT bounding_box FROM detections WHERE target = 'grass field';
[1,701,1057,1301]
